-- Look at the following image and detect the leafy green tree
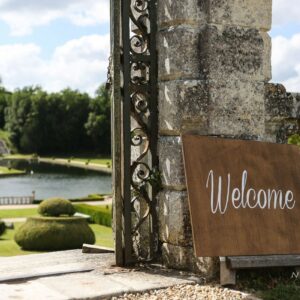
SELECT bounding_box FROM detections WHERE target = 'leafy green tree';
[3,84,111,155]
[85,84,111,154]
[0,79,11,129]
[5,86,38,150]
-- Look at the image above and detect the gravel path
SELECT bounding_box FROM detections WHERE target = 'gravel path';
[112,284,261,300]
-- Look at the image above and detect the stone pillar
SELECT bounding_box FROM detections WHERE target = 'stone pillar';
[157,0,272,276]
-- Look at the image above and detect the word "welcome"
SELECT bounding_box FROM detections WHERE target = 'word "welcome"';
[206,170,296,214]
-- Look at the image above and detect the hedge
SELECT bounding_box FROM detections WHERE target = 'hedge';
[15,216,95,250]
[0,220,5,236]
[74,204,112,227]
[38,198,75,217]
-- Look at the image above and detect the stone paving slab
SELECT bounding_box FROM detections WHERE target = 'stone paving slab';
[0,250,199,300]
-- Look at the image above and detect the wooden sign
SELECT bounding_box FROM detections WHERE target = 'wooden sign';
[182,134,300,257]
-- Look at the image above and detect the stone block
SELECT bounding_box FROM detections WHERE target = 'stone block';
[157,0,206,29]
[276,120,300,144]
[158,190,192,247]
[158,136,186,190]
[157,0,272,31]
[208,112,264,138]
[265,83,296,120]
[203,25,271,82]
[265,119,300,144]
[264,120,282,143]
[162,243,219,278]
[209,0,272,31]
[158,25,271,82]
[158,80,209,135]
[158,27,204,81]
[207,80,265,137]
[292,93,300,118]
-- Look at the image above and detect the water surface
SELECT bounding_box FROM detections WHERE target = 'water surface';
[0,160,112,200]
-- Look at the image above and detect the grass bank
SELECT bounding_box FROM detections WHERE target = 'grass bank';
[0,208,38,219]
[0,166,26,177]
[3,154,112,174]
[4,154,111,166]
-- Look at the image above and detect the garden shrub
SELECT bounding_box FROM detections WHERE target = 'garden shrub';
[74,204,112,227]
[0,220,5,236]
[288,134,300,146]
[14,217,95,250]
[38,197,75,217]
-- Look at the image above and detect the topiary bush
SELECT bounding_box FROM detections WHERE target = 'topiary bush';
[38,198,75,217]
[0,220,5,236]
[74,204,112,227]
[15,217,95,251]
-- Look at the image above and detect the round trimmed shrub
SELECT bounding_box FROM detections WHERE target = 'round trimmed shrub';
[14,217,95,251]
[0,220,5,236]
[38,198,75,217]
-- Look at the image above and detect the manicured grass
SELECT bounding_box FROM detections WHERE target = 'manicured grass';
[0,208,38,219]
[3,154,111,166]
[72,158,111,166]
[0,166,25,176]
[90,224,113,248]
[3,154,32,160]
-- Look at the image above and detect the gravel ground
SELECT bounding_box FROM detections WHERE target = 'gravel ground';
[112,284,260,300]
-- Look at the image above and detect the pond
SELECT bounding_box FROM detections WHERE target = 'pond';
[0,160,112,200]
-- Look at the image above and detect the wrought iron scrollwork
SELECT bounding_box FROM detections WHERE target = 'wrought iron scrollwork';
[121,0,158,262]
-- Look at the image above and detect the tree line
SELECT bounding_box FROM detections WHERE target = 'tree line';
[0,84,111,155]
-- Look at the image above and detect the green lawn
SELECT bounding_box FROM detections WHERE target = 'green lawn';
[3,154,112,167]
[0,208,38,219]
[68,157,111,166]
[3,154,32,160]
[0,166,26,176]
[90,224,113,248]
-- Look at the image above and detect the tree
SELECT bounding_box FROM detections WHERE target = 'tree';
[85,84,111,154]
[3,84,111,155]
[0,79,11,129]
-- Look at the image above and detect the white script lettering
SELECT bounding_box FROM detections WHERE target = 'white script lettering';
[206,170,296,214]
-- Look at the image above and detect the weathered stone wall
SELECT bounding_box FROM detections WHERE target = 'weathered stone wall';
[265,84,300,143]
[157,0,272,276]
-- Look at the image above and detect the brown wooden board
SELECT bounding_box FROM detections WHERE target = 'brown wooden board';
[182,134,300,257]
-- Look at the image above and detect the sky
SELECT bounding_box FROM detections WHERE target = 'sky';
[0,0,299,96]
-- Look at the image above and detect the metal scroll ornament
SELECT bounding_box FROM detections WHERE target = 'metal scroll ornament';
[127,0,158,261]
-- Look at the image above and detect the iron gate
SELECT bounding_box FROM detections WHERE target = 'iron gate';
[111,0,159,266]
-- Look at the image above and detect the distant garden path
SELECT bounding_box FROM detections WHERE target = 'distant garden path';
[39,158,112,174]
[0,198,112,210]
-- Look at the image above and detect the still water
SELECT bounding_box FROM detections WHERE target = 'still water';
[0,160,112,200]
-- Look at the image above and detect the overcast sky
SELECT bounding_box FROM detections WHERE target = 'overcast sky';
[0,0,299,95]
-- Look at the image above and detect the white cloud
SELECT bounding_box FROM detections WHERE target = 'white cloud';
[0,0,109,36]
[0,34,110,95]
[273,0,300,26]
[272,34,300,92]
